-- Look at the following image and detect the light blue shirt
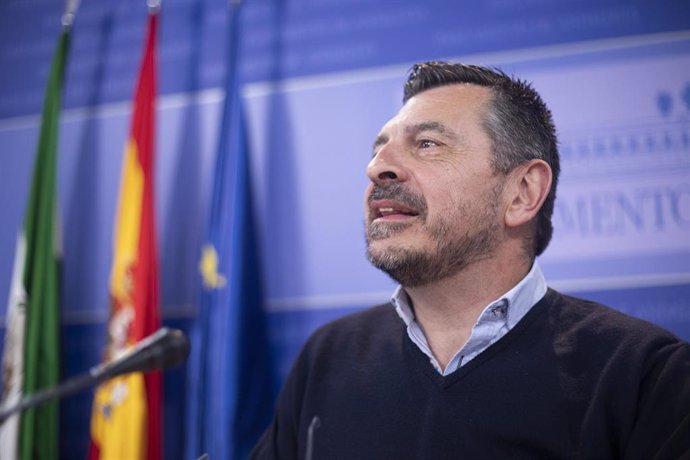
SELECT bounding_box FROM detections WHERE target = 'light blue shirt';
[391,261,548,376]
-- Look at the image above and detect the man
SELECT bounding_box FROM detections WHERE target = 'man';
[251,62,690,459]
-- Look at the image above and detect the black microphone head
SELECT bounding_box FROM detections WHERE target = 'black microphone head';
[143,328,191,372]
[96,327,190,379]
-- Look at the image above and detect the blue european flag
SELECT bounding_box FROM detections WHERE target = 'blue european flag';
[185,2,275,459]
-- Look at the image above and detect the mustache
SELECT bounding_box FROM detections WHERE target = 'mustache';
[368,183,427,215]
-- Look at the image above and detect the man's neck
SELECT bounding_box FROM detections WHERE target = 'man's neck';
[404,254,532,370]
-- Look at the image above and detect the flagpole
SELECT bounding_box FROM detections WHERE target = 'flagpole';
[61,0,80,30]
[148,0,161,14]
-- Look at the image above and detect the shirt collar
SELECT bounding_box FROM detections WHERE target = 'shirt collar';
[502,260,547,328]
[391,261,547,328]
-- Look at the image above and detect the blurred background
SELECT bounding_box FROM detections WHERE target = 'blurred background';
[0,0,688,458]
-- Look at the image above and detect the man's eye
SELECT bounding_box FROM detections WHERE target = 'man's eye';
[419,139,438,148]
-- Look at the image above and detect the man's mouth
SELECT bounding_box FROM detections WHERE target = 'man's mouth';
[371,200,420,221]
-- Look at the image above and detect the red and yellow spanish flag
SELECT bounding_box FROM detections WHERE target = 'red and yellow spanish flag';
[88,8,161,460]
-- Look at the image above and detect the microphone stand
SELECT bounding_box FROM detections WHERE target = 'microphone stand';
[0,327,189,425]
[305,416,321,460]
[0,370,99,424]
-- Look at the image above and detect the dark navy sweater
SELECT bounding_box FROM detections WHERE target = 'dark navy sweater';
[252,289,690,459]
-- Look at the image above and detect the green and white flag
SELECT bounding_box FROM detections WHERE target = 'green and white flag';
[0,11,73,460]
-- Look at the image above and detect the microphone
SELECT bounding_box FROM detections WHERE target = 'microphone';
[0,327,190,424]
[92,327,190,380]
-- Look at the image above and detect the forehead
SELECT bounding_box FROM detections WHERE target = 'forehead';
[382,84,492,134]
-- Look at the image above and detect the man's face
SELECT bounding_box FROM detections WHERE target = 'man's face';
[364,84,506,287]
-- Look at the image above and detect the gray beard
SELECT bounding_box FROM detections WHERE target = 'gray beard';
[365,184,502,288]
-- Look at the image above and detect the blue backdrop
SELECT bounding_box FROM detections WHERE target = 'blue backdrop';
[0,0,688,458]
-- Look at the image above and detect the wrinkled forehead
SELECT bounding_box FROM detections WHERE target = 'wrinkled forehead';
[381,83,493,135]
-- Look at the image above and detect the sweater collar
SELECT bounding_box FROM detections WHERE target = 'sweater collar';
[391,262,547,374]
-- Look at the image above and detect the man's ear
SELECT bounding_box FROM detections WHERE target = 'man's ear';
[504,159,552,228]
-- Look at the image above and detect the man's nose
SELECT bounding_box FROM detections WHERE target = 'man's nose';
[366,143,408,185]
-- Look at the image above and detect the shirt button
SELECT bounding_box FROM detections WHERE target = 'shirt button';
[492,305,507,317]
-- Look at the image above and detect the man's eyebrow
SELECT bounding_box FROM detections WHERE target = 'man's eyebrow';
[407,121,459,141]
[372,121,462,153]
[373,133,388,152]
